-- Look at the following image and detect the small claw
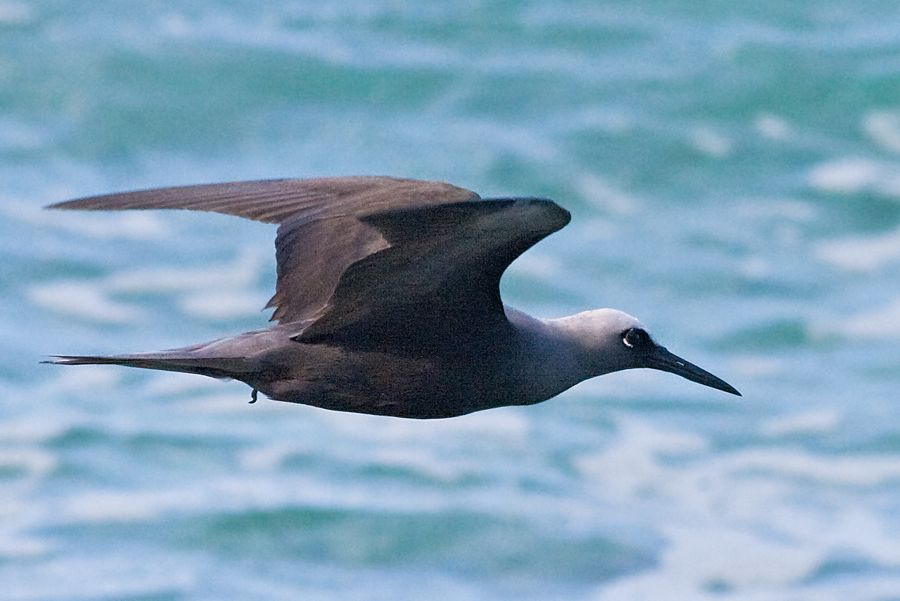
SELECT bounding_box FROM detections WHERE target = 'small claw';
[249,388,258,404]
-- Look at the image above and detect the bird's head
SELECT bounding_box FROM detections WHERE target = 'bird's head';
[566,309,740,396]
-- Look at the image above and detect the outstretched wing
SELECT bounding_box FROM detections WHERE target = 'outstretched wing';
[49,176,477,324]
[48,177,571,349]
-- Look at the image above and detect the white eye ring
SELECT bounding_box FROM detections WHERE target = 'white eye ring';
[622,328,648,349]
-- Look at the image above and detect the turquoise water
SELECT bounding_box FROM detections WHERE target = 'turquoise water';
[3,1,900,599]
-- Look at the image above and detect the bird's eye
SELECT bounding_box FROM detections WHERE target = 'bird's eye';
[622,328,650,349]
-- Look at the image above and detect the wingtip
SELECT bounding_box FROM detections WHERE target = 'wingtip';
[45,198,93,211]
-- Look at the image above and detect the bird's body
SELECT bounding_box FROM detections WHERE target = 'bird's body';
[47,176,739,418]
[55,307,594,418]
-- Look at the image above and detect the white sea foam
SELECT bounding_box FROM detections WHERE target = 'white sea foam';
[0,118,46,151]
[863,109,900,153]
[56,469,447,526]
[13,401,898,600]
[575,417,708,499]
[606,525,822,598]
[808,157,900,197]
[754,112,793,140]
[730,356,784,378]
[761,409,841,437]
[579,416,900,599]
[555,105,636,134]
[368,447,481,482]
[813,297,900,340]
[0,556,196,601]
[61,487,209,523]
[690,127,733,158]
[254,434,490,486]
[142,371,225,396]
[735,198,817,221]
[7,199,169,240]
[719,448,900,486]
[0,1,31,24]
[31,247,268,323]
[237,407,530,481]
[104,247,266,293]
[158,12,193,37]
[814,226,900,272]
[0,418,69,444]
[182,9,462,71]
[597,518,900,601]
[575,173,641,214]
[506,252,562,279]
[34,368,122,398]
[238,442,299,472]
[179,290,268,320]
[29,280,145,323]
[0,449,56,480]
[0,532,50,560]
[842,297,900,340]
[738,256,774,279]
[282,408,537,484]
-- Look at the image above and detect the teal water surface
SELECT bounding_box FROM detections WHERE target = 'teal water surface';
[2,2,900,600]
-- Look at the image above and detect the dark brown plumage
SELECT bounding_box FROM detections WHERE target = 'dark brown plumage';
[46,176,738,418]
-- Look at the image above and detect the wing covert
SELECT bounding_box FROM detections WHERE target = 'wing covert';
[295,198,571,348]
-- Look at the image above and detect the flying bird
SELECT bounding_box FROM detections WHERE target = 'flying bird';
[45,176,740,418]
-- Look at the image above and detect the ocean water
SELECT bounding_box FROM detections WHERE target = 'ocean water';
[2,1,900,599]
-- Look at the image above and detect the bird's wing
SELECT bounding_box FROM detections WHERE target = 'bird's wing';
[48,177,571,347]
[296,197,570,349]
[48,176,475,324]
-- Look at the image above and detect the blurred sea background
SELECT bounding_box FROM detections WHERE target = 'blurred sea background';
[2,2,900,600]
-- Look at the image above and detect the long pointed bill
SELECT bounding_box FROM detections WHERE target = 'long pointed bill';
[646,346,741,396]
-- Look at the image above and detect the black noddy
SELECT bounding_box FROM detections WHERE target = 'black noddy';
[45,176,740,418]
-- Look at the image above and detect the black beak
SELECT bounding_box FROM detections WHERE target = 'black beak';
[646,346,741,396]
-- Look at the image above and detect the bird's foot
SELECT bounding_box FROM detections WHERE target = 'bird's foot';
[249,388,258,404]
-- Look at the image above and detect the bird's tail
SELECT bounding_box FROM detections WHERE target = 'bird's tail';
[43,351,247,379]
